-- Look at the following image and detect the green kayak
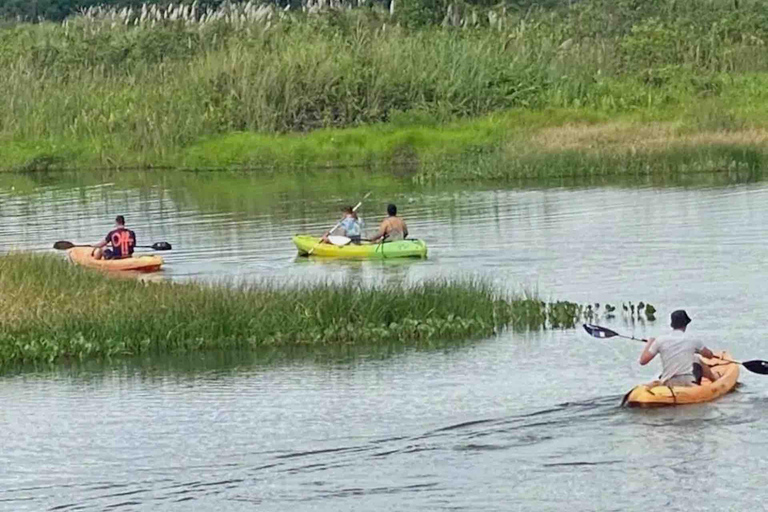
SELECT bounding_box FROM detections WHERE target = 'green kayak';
[293,235,428,259]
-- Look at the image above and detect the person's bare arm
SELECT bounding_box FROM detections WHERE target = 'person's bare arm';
[698,347,715,359]
[91,237,108,256]
[370,221,388,242]
[639,338,657,365]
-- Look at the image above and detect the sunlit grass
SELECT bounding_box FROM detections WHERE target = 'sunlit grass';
[3,1,768,175]
[0,253,593,367]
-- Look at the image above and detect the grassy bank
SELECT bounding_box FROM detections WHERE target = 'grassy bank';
[0,253,593,367]
[3,0,768,176]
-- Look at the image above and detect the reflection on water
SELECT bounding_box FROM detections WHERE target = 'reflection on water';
[2,169,768,510]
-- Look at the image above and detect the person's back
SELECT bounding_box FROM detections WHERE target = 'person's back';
[107,226,136,259]
[339,212,364,241]
[324,206,364,244]
[639,310,719,386]
[648,329,703,385]
[371,204,408,242]
[93,215,136,260]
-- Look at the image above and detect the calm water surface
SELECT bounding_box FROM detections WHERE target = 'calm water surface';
[1,171,767,510]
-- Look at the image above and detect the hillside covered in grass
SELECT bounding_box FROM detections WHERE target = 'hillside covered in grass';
[2,0,768,176]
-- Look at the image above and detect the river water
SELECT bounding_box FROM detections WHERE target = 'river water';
[1,170,767,510]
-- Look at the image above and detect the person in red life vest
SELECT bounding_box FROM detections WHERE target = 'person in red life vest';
[92,215,137,260]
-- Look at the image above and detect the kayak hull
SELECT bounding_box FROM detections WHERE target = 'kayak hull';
[292,235,427,260]
[624,352,739,407]
[67,247,164,272]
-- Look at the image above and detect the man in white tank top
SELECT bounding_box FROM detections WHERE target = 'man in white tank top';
[639,310,720,387]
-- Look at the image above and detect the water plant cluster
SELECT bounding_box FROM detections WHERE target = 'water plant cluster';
[583,302,656,322]
[3,0,768,173]
[0,253,610,367]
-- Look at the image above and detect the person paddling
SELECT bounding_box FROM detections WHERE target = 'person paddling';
[322,205,364,244]
[92,215,136,260]
[639,310,720,386]
[370,203,408,242]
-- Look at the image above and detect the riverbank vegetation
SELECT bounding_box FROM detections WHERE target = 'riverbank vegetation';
[0,253,602,367]
[3,0,768,178]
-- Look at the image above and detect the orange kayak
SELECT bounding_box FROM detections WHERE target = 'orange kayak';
[67,247,163,273]
[623,352,739,407]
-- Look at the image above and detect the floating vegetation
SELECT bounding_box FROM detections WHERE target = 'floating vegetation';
[0,253,637,368]
[583,302,656,323]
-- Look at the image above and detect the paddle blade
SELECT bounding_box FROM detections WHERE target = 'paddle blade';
[327,236,351,247]
[742,360,768,375]
[53,241,75,250]
[150,242,172,251]
[583,324,620,339]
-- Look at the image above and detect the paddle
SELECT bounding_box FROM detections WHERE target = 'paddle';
[53,241,172,251]
[327,235,351,247]
[308,192,371,255]
[583,323,768,375]
[583,323,647,343]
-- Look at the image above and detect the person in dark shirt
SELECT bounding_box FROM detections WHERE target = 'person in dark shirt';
[92,215,136,260]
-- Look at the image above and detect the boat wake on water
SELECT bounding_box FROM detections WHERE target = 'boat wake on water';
[3,390,763,511]
[235,397,629,479]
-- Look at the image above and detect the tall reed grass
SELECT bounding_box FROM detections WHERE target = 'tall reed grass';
[0,253,591,367]
[2,0,768,172]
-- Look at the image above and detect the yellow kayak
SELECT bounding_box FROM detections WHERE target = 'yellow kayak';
[293,235,427,259]
[623,352,739,407]
[67,247,164,272]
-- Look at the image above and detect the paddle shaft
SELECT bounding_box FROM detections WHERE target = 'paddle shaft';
[619,333,746,365]
[53,240,171,251]
[585,323,768,374]
[618,334,648,343]
[75,244,163,249]
[308,193,369,255]
[591,325,747,367]
[631,335,743,365]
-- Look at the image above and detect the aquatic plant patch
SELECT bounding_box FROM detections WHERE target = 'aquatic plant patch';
[0,253,653,367]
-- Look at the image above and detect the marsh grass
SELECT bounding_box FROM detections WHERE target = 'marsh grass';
[416,143,766,183]
[0,253,593,367]
[3,0,768,174]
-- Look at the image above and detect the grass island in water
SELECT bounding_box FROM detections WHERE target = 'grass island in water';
[0,253,643,367]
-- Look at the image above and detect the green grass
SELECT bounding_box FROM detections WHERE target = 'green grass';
[4,0,768,176]
[0,253,594,368]
[417,142,767,183]
[7,100,768,181]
